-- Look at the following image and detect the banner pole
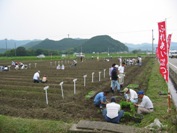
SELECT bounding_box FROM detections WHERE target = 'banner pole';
[166,18,171,113]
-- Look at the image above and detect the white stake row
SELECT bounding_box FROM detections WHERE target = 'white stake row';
[44,69,107,104]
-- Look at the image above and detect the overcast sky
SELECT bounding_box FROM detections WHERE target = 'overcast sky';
[0,0,177,44]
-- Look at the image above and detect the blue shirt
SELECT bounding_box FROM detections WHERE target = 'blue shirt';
[94,92,106,105]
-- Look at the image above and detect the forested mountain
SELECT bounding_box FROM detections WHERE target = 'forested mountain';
[23,40,42,49]
[1,37,177,54]
[74,35,128,53]
[24,35,128,53]
[28,38,88,51]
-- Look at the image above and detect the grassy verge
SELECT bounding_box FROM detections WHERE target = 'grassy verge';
[0,115,71,133]
[136,58,177,132]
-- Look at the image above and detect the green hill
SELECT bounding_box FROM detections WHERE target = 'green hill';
[24,40,42,49]
[74,35,128,53]
[24,35,128,53]
[30,38,88,51]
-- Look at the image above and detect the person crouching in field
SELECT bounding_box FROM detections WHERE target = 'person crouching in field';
[93,91,109,109]
[134,90,154,114]
[33,70,41,83]
[102,97,124,124]
[123,88,138,104]
[41,75,47,83]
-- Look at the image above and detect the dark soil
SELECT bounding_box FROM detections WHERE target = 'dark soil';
[0,57,153,123]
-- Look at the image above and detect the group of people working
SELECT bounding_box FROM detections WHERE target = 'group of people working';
[93,61,153,124]
[93,88,154,124]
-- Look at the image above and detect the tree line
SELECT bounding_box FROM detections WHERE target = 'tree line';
[0,47,73,57]
[0,46,143,57]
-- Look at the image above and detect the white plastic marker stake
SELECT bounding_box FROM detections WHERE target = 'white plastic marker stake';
[73,79,77,94]
[99,71,101,81]
[29,63,31,69]
[43,86,49,105]
[83,75,87,87]
[92,72,95,83]
[34,63,37,68]
[104,69,106,78]
[50,62,52,68]
[8,66,11,71]
[59,82,64,99]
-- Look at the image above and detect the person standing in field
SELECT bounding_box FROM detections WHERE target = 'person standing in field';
[118,62,126,88]
[118,57,122,66]
[33,70,41,83]
[110,64,120,93]
[138,56,142,66]
[118,62,125,74]
[109,63,116,93]
[109,63,116,78]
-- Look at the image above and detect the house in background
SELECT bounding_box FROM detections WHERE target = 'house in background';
[37,54,45,58]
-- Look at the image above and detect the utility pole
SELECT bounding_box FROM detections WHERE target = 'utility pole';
[15,42,16,56]
[5,38,7,56]
[152,29,155,55]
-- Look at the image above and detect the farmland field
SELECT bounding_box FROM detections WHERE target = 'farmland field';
[0,57,153,123]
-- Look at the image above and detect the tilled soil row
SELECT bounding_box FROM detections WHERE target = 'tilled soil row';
[0,57,153,122]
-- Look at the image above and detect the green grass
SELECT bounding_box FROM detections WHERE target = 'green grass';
[0,115,71,133]
[136,58,177,132]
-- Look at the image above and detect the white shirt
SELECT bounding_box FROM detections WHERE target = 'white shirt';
[106,102,121,119]
[126,89,138,101]
[138,57,142,63]
[56,65,60,69]
[118,65,124,74]
[33,72,40,80]
[139,95,153,109]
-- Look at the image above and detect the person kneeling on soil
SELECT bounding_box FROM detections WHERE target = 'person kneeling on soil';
[93,91,109,109]
[123,88,138,104]
[134,90,154,114]
[102,97,124,124]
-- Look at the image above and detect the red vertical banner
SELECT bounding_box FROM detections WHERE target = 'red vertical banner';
[158,21,168,82]
[167,34,172,53]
